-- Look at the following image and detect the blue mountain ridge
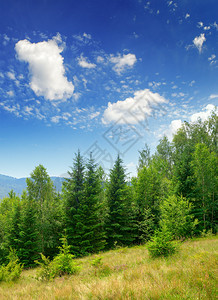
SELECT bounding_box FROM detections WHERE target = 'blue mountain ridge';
[0,174,65,199]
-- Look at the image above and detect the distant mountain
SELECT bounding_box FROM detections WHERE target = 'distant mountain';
[0,174,65,199]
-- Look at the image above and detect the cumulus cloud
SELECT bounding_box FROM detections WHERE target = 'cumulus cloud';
[110,53,137,75]
[102,89,167,125]
[15,35,74,101]
[164,104,216,141]
[164,119,182,141]
[193,33,206,53]
[78,55,96,69]
[190,104,216,122]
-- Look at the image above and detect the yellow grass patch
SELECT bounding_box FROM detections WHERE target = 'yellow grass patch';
[0,237,217,299]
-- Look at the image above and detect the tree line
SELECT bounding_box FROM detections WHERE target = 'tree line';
[0,111,217,267]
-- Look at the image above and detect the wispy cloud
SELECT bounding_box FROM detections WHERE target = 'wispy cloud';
[78,55,96,69]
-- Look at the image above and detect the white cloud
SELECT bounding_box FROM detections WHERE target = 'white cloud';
[83,32,92,40]
[15,36,74,101]
[208,54,217,65]
[164,119,182,141]
[198,21,204,28]
[78,55,96,69]
[209,94,218,99]
[96,56,104,63]
[193,33,206,53]
[189,80,195,86]
[7,71,16,80]
[102,89,167,125]
[73,32,92,44]
[51,116,61,123]
[213,22,218,30]
[185,13,190,19]
[6,90,14,97]
[208,54,216,61]
[90,111,100,119]
[190,104,216,122]
[204,26,210,31]
[162,104,216,142]
[110,53,137,75]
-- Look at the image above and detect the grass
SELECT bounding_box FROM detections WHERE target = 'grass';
[0,236,217,299]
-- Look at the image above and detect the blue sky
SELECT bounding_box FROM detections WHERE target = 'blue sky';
[0,0,217,178]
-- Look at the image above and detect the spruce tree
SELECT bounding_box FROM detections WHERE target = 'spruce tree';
[7,197,21,253]
[64,150,85,256]
[81,154,106,254]
[18,191,40,267]
[105,155,135,249]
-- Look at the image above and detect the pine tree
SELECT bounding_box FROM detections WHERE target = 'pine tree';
[64,150,85,256]
[105,155,135,249]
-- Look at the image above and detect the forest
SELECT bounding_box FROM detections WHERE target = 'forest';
[0,111,217,270]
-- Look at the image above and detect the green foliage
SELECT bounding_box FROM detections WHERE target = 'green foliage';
[35,253,51,281]
[0,248,23,282]
[105,155,135,248]
[91,256,103,268]
[160,195,197,239]
[147,231,178,258]
[136,208,155,243]
[36,236,78,281]
[51,236,78,277]
[64,150,86,256]
[191,143,218,232]
[26,164,61,257]
[18,191,40,267]
[90,256,111,277]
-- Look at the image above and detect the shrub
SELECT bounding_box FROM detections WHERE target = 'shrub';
[35,254,52,281]
[0,248,23,282]
[36,236,79,281]
[147,231,178,258]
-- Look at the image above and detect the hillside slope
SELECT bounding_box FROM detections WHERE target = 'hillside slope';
[0,237,217,299]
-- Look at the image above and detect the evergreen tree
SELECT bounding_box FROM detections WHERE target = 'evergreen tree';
[105,155,135,248]
[63,150,85,256]
[80,154,106,254]
[0,193,19,265]
[7,196,21,253]
[137,143,151,171]
[18,191,40,267]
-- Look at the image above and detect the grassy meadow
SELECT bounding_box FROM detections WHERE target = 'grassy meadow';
[0,236,217,300]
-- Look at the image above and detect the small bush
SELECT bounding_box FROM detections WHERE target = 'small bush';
[36,254,52,281]
[36,236,79,281]
[147,231,178,258]
[0,248,23,282]
[201,229,214,238]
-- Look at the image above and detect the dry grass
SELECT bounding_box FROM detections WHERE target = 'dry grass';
[0,237,217,299]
